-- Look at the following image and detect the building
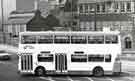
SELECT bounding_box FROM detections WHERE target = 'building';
[4,9,61,45]
[74,0,135,53]
[4,10,35,45]
[0,0,16,24]
[1,0,50,45]
[0,0,16,43]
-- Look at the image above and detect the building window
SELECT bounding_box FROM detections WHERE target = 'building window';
[80,22,87,31]
[4,25,8,33]
[96,4,100,13]
[79,4,83,13]
[89,3,95,13]
[84,4,89,13]
[114,2,119,12]
[20,25,25,32]
[102,3,106,12]
[80,22,94,31]
[120,2,125,12]
[8,25,12,33]
[127,2,131,12]
[125,37,132,49]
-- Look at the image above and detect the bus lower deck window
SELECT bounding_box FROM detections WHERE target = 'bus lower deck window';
[105,55,111,62]
[71,54,87,62]
[38,54,53,62]
[88,55,104,62]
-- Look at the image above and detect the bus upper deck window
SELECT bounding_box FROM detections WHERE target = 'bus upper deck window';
[71,35,87,44]
[21,35,36,44]
[88,36,104,44]
[54,35,70,44]
[105,35,118,44]
[38,35,53,44]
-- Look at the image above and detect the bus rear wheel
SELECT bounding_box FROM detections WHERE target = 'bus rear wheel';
[93,67,104,77]
[35,67,45,76]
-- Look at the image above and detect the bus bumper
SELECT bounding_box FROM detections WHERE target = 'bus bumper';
[17,70,34,75]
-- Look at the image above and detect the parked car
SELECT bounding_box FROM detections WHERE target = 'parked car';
[0,50,11,60]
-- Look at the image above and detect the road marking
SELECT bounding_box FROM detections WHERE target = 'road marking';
[124,77,135,81]
[85,77,94,81]
[48,76,55,81]
[106,77,115,81]
[67,76,74,81]
[123,71,135,75]
[39,76,55,81]
[51,77,68,81]
[39,77,50,81]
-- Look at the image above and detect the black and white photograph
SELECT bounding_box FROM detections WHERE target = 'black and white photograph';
[0,0,135,81]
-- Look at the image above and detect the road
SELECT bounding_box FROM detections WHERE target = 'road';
[0,55,135,81]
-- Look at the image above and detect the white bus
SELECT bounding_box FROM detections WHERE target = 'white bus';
[18,31,121,76]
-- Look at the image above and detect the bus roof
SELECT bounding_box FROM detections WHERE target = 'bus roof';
[20,31,120,35]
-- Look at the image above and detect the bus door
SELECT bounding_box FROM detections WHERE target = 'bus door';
[55,53,67,72]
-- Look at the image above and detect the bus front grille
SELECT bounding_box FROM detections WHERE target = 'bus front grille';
[21,54,33,71]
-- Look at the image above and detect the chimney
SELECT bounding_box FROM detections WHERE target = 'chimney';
[34,0,38,10]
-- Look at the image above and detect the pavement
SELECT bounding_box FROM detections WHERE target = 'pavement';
[0,44,18,54]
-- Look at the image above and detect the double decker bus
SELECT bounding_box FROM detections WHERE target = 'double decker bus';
[18,31,121,76]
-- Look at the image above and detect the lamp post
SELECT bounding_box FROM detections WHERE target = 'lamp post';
[1,0,5,44]
[71,0,73,31]
[131,15,135,39]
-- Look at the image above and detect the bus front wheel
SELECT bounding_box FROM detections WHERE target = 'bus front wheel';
[93,67,104,77]
[35,67,45,76]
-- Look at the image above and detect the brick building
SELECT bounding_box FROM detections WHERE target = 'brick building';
[74,0,135,53]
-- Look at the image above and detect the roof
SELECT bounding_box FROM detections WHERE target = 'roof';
[7,17,33,24]
[20,31,120,35]
[78,0,135,4]
[10,10,36,14]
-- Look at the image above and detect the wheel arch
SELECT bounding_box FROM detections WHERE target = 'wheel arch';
[92,66,104,75]
[34,66,46,74]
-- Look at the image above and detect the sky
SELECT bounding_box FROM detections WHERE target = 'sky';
[0,0,65,24]
[16,0,34,10]
[0,0,16,24]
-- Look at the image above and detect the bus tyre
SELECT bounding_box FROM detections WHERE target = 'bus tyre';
[114,72,120,76]
[35,67,45,76]
[93,67,104,77]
